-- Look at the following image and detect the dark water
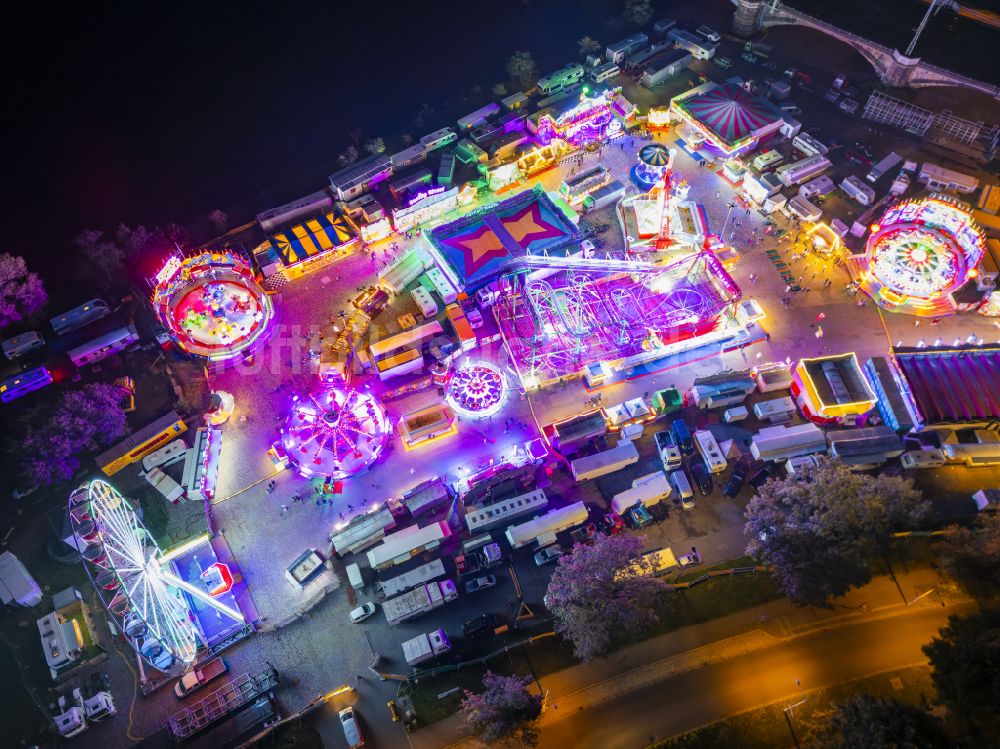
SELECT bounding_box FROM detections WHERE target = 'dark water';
[1,0,996,304]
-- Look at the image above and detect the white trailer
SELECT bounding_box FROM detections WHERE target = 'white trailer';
[505,502,588,549]
[383,580,458,625]
[753,396,796,423]
[611,472,672,514]
[570,441,640,482]
[402,629,452,666]
[376,559,447,599]
[0,551,42,607]
[750,423,826,462]
[840,175,876,206]
[775,155,832,187]
[694,430,727,473]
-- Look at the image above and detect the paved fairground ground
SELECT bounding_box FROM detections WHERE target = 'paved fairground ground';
[58,19,1000,749]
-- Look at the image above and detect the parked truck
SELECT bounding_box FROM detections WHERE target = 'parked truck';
[455,542,503,577]
[174,657,229,698]
[376,559,447,599]
[402,629,452,666]
[866,152,902,183]
[383,580,458,625]
[570,441,639,482]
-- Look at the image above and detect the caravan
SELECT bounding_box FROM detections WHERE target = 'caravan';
[694,430,727,473]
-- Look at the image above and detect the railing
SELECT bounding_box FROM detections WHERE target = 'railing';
[167,666,279,739]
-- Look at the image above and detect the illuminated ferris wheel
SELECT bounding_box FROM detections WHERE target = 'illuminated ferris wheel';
[68,480,241,672]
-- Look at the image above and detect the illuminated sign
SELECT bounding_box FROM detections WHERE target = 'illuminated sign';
[155,256,182,285]
[648,107,671,128]
[407,185,448,206]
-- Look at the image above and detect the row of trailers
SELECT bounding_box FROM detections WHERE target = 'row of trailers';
[2,298,139,404]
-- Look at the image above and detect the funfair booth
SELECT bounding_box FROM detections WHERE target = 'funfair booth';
[851,196,987,317]
[671,83,785,158]
[153,251,275,363]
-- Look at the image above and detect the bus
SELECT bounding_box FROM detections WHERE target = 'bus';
[693,430,727,473]
[67,324,139,367]
[50,298,110,336]
[445,304,476,351]
[368,321,443,361]
[537,63,585,95]
[1,366,53,403]
[96,411,188,475]
[753,150,784,171]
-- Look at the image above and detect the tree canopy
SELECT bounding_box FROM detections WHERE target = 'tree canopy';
[623,0,654,26]
[744,457,929,605]
[578,36,602,57]
[923,610,1000,729]
[544,533,673,660]
[19,383,128,486]
[934,512,1000,601]
[806,693,949,749]
[507,51,537,88]
[0,253,47,330]
[459,671,542,747]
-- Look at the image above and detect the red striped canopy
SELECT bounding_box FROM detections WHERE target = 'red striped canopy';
[680,83,782,147]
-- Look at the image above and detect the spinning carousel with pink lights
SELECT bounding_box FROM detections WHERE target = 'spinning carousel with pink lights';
[281,387,390,478]
[152,251,275,362]
[444,362,508,419]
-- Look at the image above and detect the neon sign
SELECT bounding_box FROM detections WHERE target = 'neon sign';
[155,256,182,285]
[407,185,448,206]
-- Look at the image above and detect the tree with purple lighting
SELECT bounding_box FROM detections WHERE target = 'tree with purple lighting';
[544,533,674,661]
[19,383,127,486]
[459,671,542,747]
[0,253,47,330]
[744,457,929,606]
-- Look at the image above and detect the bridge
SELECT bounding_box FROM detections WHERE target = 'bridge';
[731,0,1000,98]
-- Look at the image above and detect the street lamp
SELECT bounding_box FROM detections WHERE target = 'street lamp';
[783,678,807,748]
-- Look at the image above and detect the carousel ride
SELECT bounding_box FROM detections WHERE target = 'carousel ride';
[444,362,508,419]
[281,386,391,478]
[855,195,987,317]
[68,480,243,674]
[153,251,275,362]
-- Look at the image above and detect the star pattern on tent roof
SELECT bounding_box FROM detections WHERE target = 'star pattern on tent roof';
[441,226,509,276]
[500,202,566,246]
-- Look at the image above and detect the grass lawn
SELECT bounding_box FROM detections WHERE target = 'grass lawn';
[648,665,935,749]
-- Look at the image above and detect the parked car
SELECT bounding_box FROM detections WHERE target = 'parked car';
[597,512,624,535]
[625,504,654,529]
[723,456,751,498]
[749,465,773,489]
[690,459,713,496]
[715,57,733,69]
[174,657,228,698]
[533,545,564,566]
[762,61,778,70]
[339,706,365,749]
[350,602,377,623]
[570,523,598,546]
[464,575,497,595]
[463,613,498,639]
[677,549,702,568]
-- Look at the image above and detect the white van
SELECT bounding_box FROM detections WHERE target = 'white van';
[900,448,946,470]
[142,439,188,471]
[2,332,45,360]
[669,470,694,503]
[145,467,184,503]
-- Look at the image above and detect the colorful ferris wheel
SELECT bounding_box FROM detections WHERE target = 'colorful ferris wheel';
[68,480,242,672]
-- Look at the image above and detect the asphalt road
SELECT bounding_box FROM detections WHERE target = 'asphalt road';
[535,601,975,749]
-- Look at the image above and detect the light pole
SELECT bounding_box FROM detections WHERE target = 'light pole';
[783,678,807,748]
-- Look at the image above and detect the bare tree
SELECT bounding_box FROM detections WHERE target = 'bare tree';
[578,36,602,58]
[507,51,537,88]
[364,137,386,155]
[492,82,508,97]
